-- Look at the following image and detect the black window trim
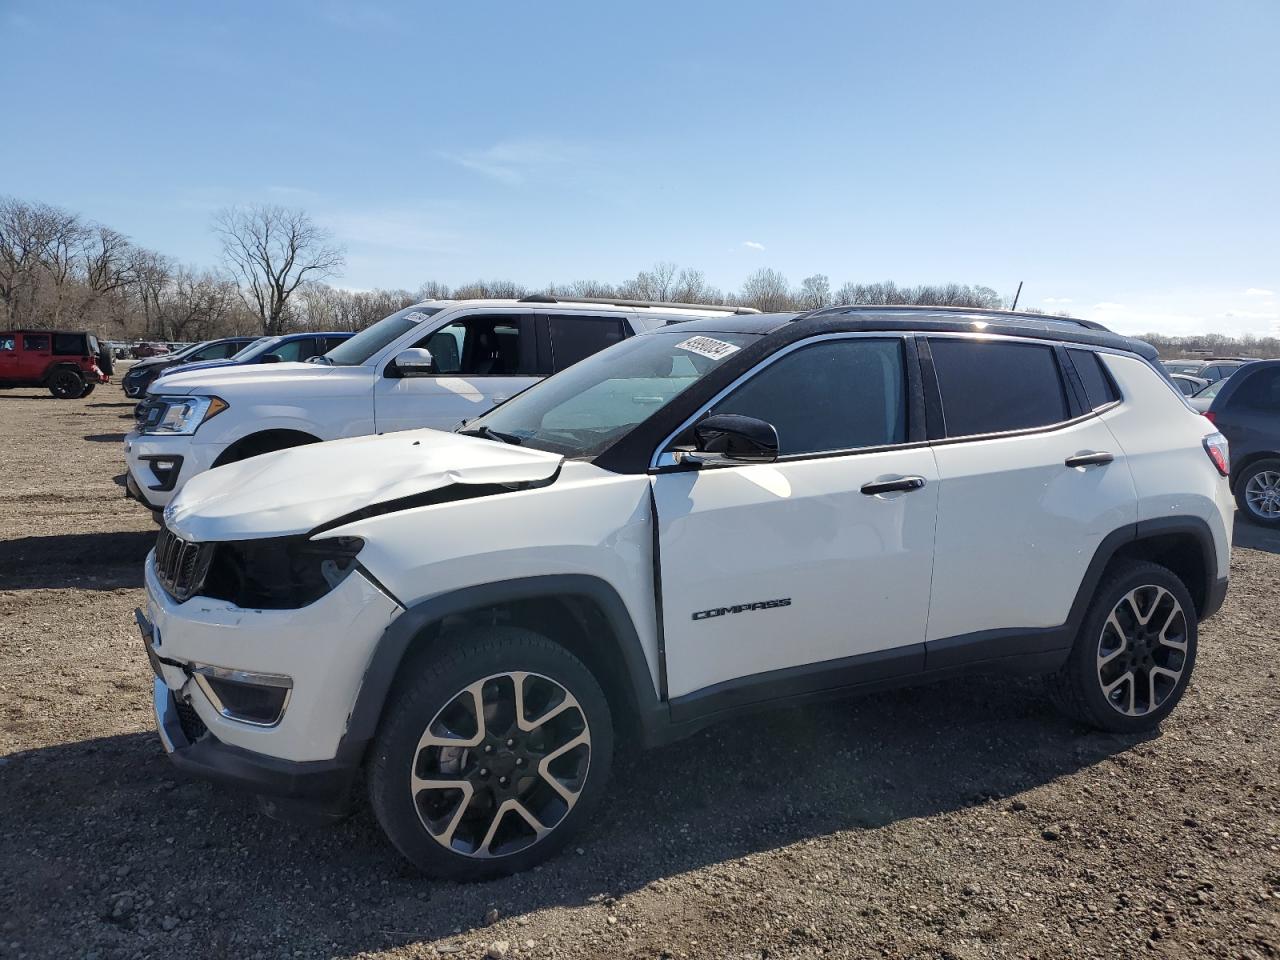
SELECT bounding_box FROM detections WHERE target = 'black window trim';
[917,332,1126,446]
[649,331,924,472]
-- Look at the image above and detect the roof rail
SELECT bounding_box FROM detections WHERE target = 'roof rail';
[798,303,1110,332]
[517,295,760,315]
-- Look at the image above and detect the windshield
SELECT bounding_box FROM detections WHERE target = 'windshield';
[230,336,281,361]
[322,306,444,366]
[464,330,757,458]
[1163,361,1201,375]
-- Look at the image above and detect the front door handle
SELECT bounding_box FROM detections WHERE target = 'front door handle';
[861,475,927,496]
[1065,451,1114,468]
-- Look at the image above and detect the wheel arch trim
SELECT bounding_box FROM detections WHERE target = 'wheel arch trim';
[337,574,665,763]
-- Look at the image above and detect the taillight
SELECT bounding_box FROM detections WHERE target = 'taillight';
[1203,432,1229,477]
[1203,411,1217,424]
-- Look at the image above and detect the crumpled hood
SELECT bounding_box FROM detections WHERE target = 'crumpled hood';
[165,429,564,542]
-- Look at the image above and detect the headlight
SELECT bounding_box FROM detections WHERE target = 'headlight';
[140,395,229,435]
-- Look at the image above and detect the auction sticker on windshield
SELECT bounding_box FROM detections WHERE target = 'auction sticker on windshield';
[676,336,739,360]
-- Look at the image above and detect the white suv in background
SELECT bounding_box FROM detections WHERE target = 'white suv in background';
[137,306,1232,880]
[122,297,755,510]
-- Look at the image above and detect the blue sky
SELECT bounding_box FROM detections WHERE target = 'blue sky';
[2,0,1277,336]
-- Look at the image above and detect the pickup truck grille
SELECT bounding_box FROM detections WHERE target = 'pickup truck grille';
[154,526,213,603]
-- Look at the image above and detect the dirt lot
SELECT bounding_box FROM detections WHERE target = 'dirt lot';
[1,385,1278,960]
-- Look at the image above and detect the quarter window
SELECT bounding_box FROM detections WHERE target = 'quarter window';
[709,338,907,456]
[548,315,628,372]
[930,338,1069,437]
[52,333,85,355]
[1228,368,1280,411]
[1067,349,1120,409]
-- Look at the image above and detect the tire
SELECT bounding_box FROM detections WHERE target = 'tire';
[1047,560,1197,733]
[79,382,96,398]
[47,369,84,399]
[1234,458,1280,527]
[367,626,614,880]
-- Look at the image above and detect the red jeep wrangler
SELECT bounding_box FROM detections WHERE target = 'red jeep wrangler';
[0,329,112,398]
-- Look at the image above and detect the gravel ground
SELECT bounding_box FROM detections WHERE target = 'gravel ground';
[1,384,1278,960]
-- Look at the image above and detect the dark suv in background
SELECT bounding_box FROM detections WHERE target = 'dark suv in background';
[1204,359,1280,525]
[170,330,353,378]
[121,337,256,398]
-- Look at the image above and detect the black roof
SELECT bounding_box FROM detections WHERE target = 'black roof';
[659,305,1157,360]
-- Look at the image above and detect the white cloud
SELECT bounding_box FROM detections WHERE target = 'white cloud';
[1081,289,1280,337]
[441,139,590,185]
[1041,296,1073,304]
[1244,287,1275,297]
[741,241,765,251]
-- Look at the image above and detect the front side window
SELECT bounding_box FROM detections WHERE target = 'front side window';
[548,315,628,372]
[23,334,50,351]
[265,338,309,362]
[1,335,15,352]
[930,338,1069,437]
[194,341,242,361]
[709,338,907,456]
[415,317,527,376]
[465,330,757,457]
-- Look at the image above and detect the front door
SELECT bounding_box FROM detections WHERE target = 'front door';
[653,335,939,703]
[373,313,538,433]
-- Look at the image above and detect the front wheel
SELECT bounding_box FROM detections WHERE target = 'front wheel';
[47,369,84,399]
[1048,560,1197,733]
[367,626,614,880]
[1235,458,1280,526]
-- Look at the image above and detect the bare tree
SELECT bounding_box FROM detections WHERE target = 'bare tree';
[797,274,832,311]
[739,268,794,312]
[214,205,345,335]
[0,197,86,326]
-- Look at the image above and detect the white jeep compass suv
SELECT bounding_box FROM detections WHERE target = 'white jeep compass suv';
[136,306,1233,880]
[123,297,753,510]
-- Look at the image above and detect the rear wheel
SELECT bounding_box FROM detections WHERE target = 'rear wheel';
[367,626,613,880]
[1235,458,1280,526]
[1048,560,1197,733]
[47,369,84,399]
[79,382,96,398]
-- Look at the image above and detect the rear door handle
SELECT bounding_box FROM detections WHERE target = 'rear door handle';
[860,475,927,496]
[1065,451,1114,468]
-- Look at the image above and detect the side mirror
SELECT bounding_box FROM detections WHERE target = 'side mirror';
[392,347,435,377]
[680,413,779,466]
[260,354,282,364]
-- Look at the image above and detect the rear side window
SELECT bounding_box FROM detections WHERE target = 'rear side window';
[711,337,907,456]
[930,338,1069,437]
[23,334,50,351]
[1228,368,1280,411]
[548,315,628,372]
[1067,349,1120,409]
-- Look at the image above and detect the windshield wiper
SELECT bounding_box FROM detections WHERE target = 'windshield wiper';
[457,425,524,445]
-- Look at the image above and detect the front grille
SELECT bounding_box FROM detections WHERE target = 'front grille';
[154,526,214,602]
[174,697,208,743]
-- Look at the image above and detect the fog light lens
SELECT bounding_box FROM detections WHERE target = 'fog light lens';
[192,666,292,726]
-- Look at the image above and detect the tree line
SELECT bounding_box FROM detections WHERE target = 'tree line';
[11,193,1258,357]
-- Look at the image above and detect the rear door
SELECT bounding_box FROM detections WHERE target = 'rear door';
[373,312,537,433]
[922,336,1136,666]
[20,333,52,379]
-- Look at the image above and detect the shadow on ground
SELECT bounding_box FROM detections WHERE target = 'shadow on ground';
[1233,512,1280,555]
[0,679,1147,958]
[0,529,154,590]
[84,432,128,443]
[88,402,138,409]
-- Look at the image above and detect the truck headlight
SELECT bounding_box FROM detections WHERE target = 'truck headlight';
[141,395,229,435]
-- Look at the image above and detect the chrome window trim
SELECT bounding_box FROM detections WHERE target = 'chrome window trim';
[648,331,913,471]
